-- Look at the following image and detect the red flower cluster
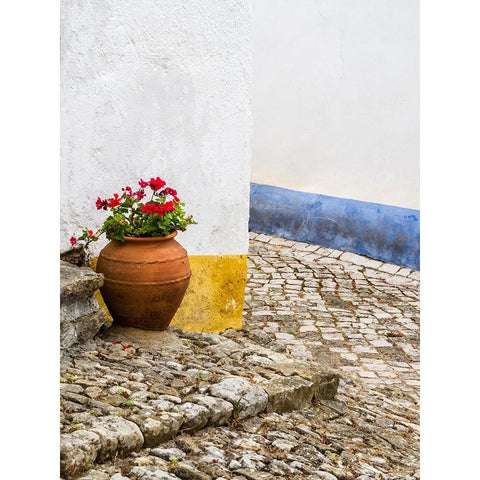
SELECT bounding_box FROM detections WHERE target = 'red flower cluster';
[139,177,166,191]
[141,201,175,216]
[121,186,146,201]
[158,187,180,202]
[107,193,122,208]
[134,190,146,201]
[69,175,194,250]
[96,197,108,210]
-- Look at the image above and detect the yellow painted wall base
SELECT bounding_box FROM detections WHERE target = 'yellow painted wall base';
[171,255,247,332]
[91,254,247,333]
[90,257,114,326]
[94,290,114,326]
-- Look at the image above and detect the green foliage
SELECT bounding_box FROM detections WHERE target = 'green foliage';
[123,203,194,239]
[71,177,196,249]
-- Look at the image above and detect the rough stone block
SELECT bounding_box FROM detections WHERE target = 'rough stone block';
[129,466,181,480]
[273,360,339,400]
[234,469,276,480]
[129,412,183,447]
[174,402,209,432]
[60,261,110,348]
[209,376,268,419]
[88,416,144,461]
[60,430,101,478]
[261,375,315,413]
[184,394,234,426]
[77,470,110,480]
[170,463,212,480]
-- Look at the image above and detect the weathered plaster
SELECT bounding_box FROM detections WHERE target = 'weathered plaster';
[61,0,252,256]
[172,255,247,332]
[250,183,420,270]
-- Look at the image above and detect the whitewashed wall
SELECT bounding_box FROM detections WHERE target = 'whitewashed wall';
[61,0,252,255]
[251,0,419,209]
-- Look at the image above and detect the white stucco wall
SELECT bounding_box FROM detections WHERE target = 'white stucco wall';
[61,0,252,255]
[251,0,419,209]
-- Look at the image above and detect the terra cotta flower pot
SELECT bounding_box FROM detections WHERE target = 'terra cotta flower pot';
[96,231,191,330]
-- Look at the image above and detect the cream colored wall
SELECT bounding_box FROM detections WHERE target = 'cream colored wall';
[251,0,419,209]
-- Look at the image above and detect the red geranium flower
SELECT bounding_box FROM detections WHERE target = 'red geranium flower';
[148,177,166,191]
[72,176,195,247]
[107,193,122,208]
[159,188,180,202]
[141,201,175,217]
[133,189,146,201]
[162,201,175,213]
[96,197,108,210]
[140,203,155,215]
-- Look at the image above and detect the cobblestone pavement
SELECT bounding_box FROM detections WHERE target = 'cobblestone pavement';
[242,233,420,477]
[245,232,420,401]
[60,233,420,480]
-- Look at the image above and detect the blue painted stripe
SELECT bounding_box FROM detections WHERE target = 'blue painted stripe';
[249,183,420,270]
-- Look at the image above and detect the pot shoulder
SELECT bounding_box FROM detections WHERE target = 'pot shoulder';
[97,237,190,278]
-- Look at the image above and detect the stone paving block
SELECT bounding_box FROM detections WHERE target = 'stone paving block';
[234,470,276,480]
[174,402,209,432]
[170,463,212,480]
[326,248,343,258]
[339,251,359,263]
[184,394,234,426]
[261,374,315,413]
[255,234,272,243]
[129,466,180,480]
[60,430,102,478]
[88,416,144,462]
[271,361,339,400]
[209,376,269,419]
[409,270,420,280]
[268,237,295,247]
[322,333,345,341]
[129,412,183,447]
[78,469,111,480]
[396,267,413,277]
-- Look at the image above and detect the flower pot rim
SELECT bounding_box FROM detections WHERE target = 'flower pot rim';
[120,231,178,242]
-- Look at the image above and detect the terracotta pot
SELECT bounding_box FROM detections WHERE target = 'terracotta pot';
[96,231,191,330]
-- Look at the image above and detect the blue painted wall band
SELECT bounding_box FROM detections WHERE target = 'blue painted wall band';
[249,183,420,270]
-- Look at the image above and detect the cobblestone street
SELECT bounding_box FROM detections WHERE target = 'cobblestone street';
[60,233,420,480]
[242,233,420,478]
[245,232,420,402]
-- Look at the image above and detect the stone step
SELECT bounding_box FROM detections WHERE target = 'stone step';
[60,328,340,479]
